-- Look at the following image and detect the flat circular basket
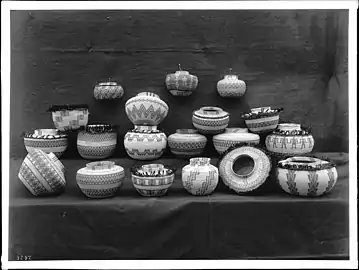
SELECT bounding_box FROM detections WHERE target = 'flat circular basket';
[219,144,272,193]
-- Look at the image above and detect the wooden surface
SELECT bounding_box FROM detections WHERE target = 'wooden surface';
[10,10,349,158]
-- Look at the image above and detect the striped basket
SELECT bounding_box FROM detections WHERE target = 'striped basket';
[23,129,68,158]
[242,107,283,134]
[77,124,118,160]
[131,164,175,197]
[76,161,125,199]
[18,149,66,196]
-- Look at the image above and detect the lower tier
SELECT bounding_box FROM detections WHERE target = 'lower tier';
[8,153,349,260]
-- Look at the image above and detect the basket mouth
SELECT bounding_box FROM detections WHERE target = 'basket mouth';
[47,104,89,112]
[176,129,199,134]
[86,161,116,170]
[131,164,175,177]
[97,82,119,86]
[24,129,68,139]
[241,107,283,120]
[129,126,163,134]
[272,126,312,136]
[83,124,118,133]
[214,132,260,141]
[224,127,248,133]
[193,106,229,118]
[277,156,336,171]
[278,123,301,130]
[223,74,239,79]
[136,92,160,99]
[174,70,190,75]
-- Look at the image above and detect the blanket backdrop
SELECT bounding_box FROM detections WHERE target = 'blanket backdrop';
[10,10,349,158]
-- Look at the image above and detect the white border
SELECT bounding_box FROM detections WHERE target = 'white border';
[1,1,358,269]
[1,1,359,10]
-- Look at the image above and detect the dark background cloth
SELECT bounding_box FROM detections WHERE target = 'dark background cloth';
[10,10,349,158]
[9,153,349,260]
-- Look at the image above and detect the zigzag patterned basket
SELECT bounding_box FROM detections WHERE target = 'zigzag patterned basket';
[124,125,167,160]
[182,157,219,196]
[125,92,169,126]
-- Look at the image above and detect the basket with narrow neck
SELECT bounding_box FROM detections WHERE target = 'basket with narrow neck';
[175,71,190,75]
[97,82,118,86]
[223,75,239,80]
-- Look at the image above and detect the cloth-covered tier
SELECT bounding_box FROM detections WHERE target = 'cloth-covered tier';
[9,153,349,260]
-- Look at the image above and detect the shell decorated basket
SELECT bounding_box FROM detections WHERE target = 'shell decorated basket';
[276,156,338,197]
[241,107,283,134]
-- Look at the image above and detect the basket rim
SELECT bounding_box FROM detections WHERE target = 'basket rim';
[47,104,89,112]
